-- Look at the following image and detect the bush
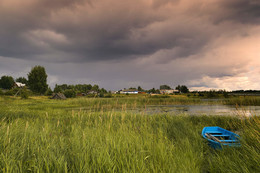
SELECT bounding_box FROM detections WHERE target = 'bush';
[0,89,3,95]
[99,92,104,98]
[205,90,218,98]
[105,93,113,98]
[45,88,53,96]
[223,91,229,98]
[4,90,14,96]
[151,95,170,98]
[21,88,29,99]
[198,93,204,97]
[86,94,96,98]
[64,89,76,98]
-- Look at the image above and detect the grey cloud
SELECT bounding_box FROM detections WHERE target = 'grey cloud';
[1,0,257,63]
[212,0,260,24]
[0,0,219,63]
[1,0,166,61]
[0,0,237,62]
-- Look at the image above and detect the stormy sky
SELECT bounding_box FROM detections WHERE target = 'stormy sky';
[0,0,260,91]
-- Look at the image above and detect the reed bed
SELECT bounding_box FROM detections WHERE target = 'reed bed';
[223,96,260,106]
[0,97,259,172]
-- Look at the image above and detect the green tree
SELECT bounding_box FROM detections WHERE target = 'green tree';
[138,86,144,91]
[99,92,104,98]
[91,85,99,92]
[176,85,181,92]
[54,84,62,93]
[100,88,107,93]
[64,89,76,98]
[45,87,53,96]
[0,76,14,89]
[223,90,229,98]
[181,85,189,93]
[176,85,189,93]
[129,87,137,90]
[16,77,28,85]
[206,90,218,98]
[148,88,156,93]
[160,85,171,90]
[28,66,48,94]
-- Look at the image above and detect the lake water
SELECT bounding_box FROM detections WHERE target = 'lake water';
[141,105,260,116]
[72,103,260,116]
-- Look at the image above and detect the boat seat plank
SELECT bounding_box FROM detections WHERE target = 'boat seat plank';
[207,131,223,134]
[212,134,230,137]
[219,140,239,143]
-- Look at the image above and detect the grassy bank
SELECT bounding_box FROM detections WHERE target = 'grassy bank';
[0,96,203,113]
[0,97,259,172]
[223,96,260,106]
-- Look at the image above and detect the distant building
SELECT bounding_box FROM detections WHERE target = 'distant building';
[14,82,26,88]
[138,92,146,94]
[88,91,98,94]
[160,89,179,94]
[76,93,86,97]
[120,89,139,94]
[112,91,118,94]
[51,93,66,100]
[13,82,26,97]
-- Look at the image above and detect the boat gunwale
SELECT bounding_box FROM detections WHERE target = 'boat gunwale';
[202,126,240,146]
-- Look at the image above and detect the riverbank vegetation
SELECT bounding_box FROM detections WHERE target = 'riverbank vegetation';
[223,96,260,106]
[0,96,259,172]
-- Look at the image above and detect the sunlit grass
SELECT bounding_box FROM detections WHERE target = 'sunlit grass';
[0,96,259,172]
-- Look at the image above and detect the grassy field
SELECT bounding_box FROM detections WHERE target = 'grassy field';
[0,96,259,172]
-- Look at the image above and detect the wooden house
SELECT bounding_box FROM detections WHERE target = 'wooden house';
[51,93,66,100]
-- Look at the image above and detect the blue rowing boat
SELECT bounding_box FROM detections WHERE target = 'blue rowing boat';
[202,126,241,149]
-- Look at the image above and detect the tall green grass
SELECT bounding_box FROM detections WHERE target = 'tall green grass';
[0,97,259,172]
[0,96,204,114]
[223,96,260,106]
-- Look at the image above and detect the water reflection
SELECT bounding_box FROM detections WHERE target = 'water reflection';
[144,105,260,116]
[70,104,260,116]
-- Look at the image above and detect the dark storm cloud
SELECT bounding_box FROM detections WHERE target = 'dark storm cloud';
[216,0,260,24]
[0,0,225,62]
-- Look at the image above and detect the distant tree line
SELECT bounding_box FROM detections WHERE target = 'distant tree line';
[53,84,108,98]
[0,65,110,98]
[190,89,229,98]
[124,84,190,94]
[158,84,189,93]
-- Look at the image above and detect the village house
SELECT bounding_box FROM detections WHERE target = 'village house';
[76,93,86,97]
[14,82,26,88]
[88,91,98,95]
[120,89,139,94]
[51,93,67,100]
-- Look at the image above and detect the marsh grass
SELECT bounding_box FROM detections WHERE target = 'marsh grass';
[0,97,259,172]
[223,96,260,106]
